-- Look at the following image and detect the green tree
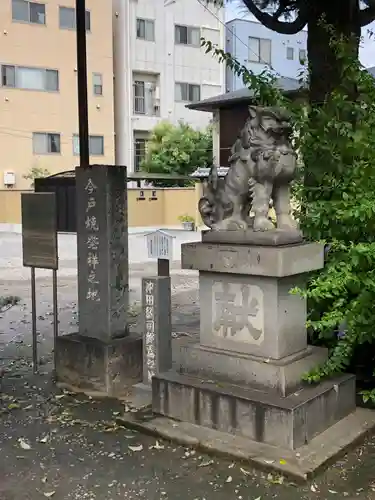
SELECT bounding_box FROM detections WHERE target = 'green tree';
[23,166,50,188]
[291,34,375,397]
[140,121,213,187]
[209,0,375,104]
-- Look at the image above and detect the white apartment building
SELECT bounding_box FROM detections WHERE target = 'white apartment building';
[113,0,225,172]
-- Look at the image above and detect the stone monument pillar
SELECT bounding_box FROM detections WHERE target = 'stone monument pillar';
[56,165,142,397]
[151,106,359,461]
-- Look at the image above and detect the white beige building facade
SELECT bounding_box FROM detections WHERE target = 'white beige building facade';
[113,0,225,172]
[0,0,224,190]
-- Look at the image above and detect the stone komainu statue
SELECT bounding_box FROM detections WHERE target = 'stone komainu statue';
[199,105,298,232]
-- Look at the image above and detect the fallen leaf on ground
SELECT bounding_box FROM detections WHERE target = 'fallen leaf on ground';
[39,435,49,443]
[225,476,233,483]
[43,491,55,498]
[149,441,164,450]
[267,474,284,485]
[198,460,214,467]
[8,403,20,410]
[311,484,318,493]
[128,444,143,452]
[18,439,31,450]
[240,467,251,476]
[328,490,337,494]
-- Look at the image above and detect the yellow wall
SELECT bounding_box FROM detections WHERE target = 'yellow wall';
[0,189,30,224]
[162,188,197,227]
[0,187,198,228]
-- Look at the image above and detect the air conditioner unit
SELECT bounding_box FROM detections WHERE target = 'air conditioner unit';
[3,170,15,187]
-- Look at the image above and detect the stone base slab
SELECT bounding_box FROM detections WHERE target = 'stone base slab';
[181,241,324,277]
[152,371,356,450]
[117,407,375,481]
[177,342,328,396]
[202,228,303,246]
[56,333,142,398]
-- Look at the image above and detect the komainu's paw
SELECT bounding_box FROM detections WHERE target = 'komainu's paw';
[213,216,249,231]
[277,215,298,230]
[253,216,275,231]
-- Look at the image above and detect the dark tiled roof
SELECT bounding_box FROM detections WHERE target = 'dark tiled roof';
[186,76,303,112]
[190,166,229,178]
[188,67,375,112]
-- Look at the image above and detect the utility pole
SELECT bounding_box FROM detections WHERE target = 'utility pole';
[75,0,90,167]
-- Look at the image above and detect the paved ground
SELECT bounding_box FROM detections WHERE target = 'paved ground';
[2,232,375,499]
[0,230,201,280]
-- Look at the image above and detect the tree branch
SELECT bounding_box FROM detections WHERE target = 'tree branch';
[359,1,375,26]
[241,0,308,34]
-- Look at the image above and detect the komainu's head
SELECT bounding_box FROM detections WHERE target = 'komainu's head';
[248,105,293,141]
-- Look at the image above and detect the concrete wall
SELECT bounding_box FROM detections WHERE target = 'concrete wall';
[225,19,307,92]
[0,187,198,228]
[0,0,115,190]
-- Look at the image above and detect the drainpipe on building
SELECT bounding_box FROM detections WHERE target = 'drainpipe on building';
[113,0,132,169]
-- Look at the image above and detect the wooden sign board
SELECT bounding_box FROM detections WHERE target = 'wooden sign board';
[21,192,58,270]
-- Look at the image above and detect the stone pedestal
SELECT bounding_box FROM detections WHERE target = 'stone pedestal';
[152,234,356,450]
[56,333,142,398]
[56,165,142,396]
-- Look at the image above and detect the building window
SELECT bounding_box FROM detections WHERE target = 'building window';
[93,73,103,95]
[136,18,155,41]
[175,25,200,46]
[59,6,91,30]
[32,133,61,154]
[175,82,200,102]
[133,80,159,116]
[12,0,46,25]
[248,37,271,64]
[1,65,59,91]
[299,48,307,62]
[286,47,294,60]
[134,138,147,172]
[73,135,104,155]
[134,81,145,114]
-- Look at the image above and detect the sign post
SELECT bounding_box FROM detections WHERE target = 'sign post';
[136,229,175,389]
[21,193,59,376]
